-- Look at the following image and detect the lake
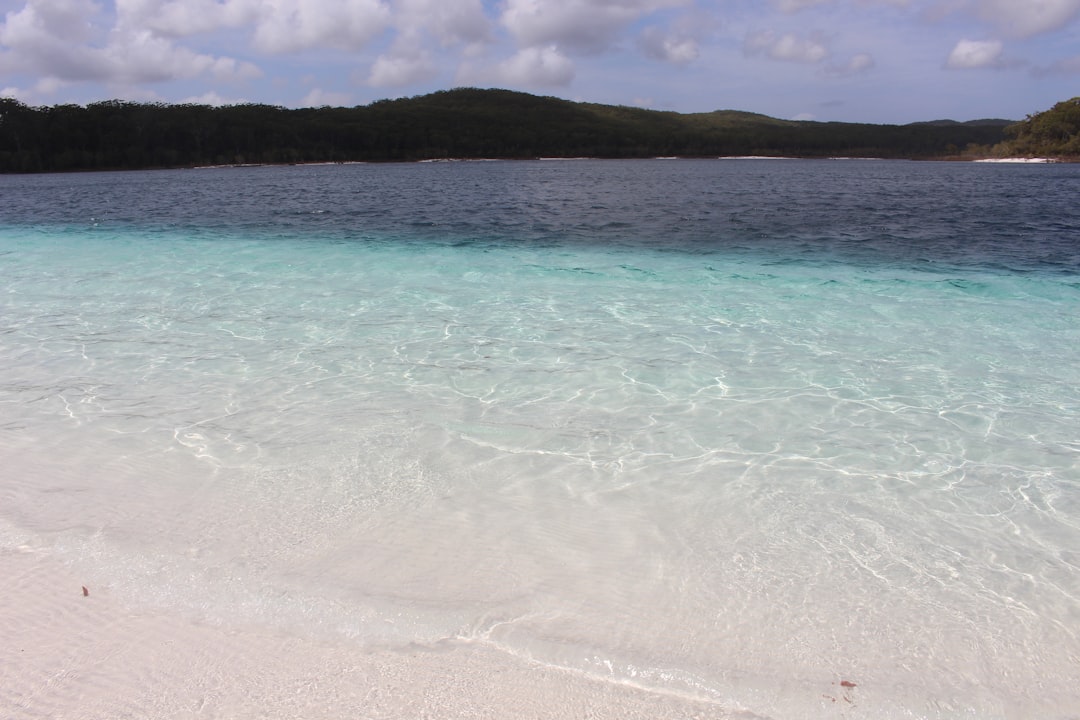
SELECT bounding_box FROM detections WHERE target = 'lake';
[2,158,1078,719]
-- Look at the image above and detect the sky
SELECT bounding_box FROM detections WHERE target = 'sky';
[1,0,1078,124]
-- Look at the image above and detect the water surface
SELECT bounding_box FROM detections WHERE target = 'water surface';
[2,159,1079,719]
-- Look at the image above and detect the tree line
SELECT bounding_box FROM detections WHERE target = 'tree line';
[988,97,1080,159]
[0,87,1023,173]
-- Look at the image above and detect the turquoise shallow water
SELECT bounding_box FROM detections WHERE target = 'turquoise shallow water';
[2,160,1079,718]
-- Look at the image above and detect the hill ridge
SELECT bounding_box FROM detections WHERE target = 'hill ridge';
[0,87,1027,173]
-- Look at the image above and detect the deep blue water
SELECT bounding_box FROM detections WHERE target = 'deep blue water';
[4,159,1079,268]
[2,159,1079,719]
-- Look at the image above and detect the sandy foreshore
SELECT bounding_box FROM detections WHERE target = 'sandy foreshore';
[1,546,734,720]
[972,157,1058,163]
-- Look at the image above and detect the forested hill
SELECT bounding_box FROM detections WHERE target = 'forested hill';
[0,87,1014,173]
[992,97,1080,158]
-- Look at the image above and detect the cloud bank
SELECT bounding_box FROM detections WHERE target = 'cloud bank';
[0,0,1078,122]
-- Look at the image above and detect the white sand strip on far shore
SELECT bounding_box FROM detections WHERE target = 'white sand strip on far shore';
[973,157,1053,163]
[0,546,740,720]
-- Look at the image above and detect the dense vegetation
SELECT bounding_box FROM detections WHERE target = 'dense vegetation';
[0,87,1017,173]
[988,97,1080,159]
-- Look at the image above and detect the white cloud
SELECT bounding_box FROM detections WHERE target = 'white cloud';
[106,30,206,82]
[0,80,54,104]
[251,0,391,53]
[209,56,262,82]
[392,0,490,47]
[744,30,830,63]
[116,0,259,38]
[1,0,97,44]
[945,38,1003,68]
[637,9,715,64]
[0,0,108,80]
[972,0,1080,38]
[638,25,699,64]
[101,29,261,84]
[825,52,875,75]
[498,45,575,87]
[33,75,67,94]
[182,90,247,105]
[362,0,490,88]
[368,47,438,86]
[500,0,688,55]
[0,0,261,87]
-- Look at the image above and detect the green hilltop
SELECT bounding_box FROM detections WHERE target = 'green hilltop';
[990,97,1080,159]
[0,86,1047,173]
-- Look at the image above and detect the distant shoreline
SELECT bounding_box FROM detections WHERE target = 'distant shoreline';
[971,157,1065,163]
[181,155,1074,169]
[5,155,1074,178]
[0,88,1022,173]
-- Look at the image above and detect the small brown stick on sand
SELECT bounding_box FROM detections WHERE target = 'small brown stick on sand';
[82,586,89,597]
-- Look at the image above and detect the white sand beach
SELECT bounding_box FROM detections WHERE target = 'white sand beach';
[973,157,1056,163]
[1,547,734,720]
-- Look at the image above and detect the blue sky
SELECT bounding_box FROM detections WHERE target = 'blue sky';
[1,0,1078,123]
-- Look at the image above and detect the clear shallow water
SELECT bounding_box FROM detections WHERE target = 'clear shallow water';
[2,159,1079,718]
